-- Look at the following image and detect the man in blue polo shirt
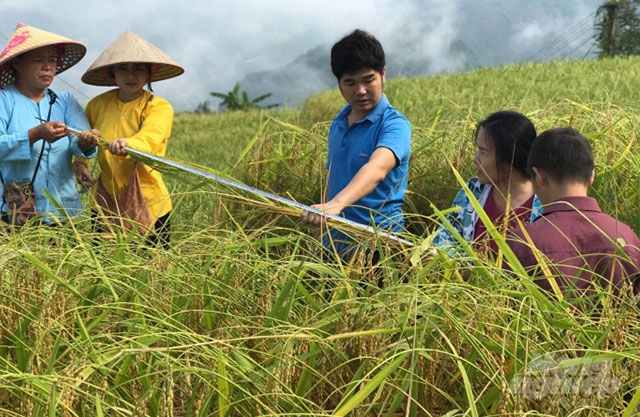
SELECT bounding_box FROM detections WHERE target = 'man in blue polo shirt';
[301,29,411,260]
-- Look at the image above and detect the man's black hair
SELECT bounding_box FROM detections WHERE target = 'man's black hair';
[330,29,385,80]
[528,127,594,184]
[475,110,537,179]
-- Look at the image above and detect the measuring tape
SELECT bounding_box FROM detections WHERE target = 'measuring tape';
[64,125,414,247]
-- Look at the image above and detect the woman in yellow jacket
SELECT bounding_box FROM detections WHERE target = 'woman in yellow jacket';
[73,30,183,246]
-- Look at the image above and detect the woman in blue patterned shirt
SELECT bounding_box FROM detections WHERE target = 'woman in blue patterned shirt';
[433,111,542,256]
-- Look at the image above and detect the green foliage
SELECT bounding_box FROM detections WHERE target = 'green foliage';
[596,0,640,57]
[208,81,280,112]
[3,56,640,416]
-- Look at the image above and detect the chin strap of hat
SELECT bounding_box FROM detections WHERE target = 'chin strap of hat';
[30,89,58,185]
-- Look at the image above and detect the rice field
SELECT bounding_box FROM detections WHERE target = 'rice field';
[1,56,640,416]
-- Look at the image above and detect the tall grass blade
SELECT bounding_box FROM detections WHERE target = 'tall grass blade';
[218,350,230,417]
[333,351,410,417]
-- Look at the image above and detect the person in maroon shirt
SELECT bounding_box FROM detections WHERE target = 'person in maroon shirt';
[508,127,640,304]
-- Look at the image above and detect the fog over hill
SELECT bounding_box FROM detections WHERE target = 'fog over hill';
[239,0,603,108]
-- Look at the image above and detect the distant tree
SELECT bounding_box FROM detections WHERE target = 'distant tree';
[210,82,279,111]
[596,0,640,57]
[194,100,212,114]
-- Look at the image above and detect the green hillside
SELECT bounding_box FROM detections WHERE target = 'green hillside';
[2,57,640,416]
[170,56,640,233]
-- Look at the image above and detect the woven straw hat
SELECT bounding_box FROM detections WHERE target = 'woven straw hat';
[0,23,86,87]
[82,30,183,86]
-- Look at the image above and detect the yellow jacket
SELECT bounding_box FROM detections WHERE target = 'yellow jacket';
[78,89,173,218]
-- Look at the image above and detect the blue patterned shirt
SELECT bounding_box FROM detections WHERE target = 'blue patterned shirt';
[433,177,543,252]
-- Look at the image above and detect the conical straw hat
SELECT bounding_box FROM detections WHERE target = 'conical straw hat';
[0,23,86,87]
[82,30,184,86]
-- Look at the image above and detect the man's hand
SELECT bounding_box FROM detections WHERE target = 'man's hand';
[72,162,97,189]
[109,138,128,156]
[300,149,396,227]
[301,201,345,226]
[77,129,100,151]
[28,121,68,144]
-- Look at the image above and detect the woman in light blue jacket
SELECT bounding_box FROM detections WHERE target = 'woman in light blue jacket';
[0,23,97,224]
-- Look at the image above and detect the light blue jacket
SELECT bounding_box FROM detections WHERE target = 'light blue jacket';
[433,177,543,251]
[0,85,96,222]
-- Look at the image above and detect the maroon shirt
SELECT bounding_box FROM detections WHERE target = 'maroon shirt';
[474,188,535,254]
[508,196,640,299]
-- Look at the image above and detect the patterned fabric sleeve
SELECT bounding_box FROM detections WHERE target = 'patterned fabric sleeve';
[432,177,488,253]
[432,186,471,248]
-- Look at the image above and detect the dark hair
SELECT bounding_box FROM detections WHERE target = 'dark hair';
[475,110,537,178]
[528,127,594,184]
[108,63,153,92]
[330,29,385,80]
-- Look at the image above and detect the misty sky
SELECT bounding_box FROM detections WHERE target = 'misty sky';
[1,0,603,110]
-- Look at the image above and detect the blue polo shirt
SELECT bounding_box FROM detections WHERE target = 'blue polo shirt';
[324,93,411,256]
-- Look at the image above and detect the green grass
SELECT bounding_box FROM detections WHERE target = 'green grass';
[2,56,640,416]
